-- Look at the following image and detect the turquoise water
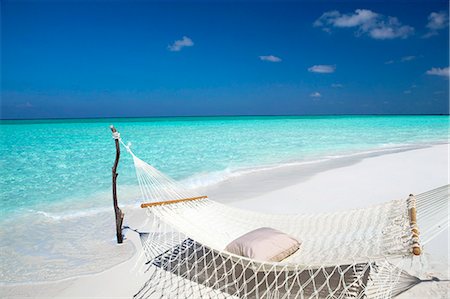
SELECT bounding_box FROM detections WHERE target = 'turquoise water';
[0,115,449,283]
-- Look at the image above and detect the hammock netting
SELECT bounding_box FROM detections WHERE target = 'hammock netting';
[119,139,449,299]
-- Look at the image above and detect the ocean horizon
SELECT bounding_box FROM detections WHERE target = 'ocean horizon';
[1,115,449,283]
[1,113,450,122]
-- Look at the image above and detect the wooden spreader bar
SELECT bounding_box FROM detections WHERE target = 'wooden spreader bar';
[408,194,421,256]
[141,195,208,208]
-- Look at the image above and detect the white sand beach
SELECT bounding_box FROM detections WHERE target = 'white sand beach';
[1,143,449,298]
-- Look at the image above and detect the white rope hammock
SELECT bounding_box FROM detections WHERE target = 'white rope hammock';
[117,138,449,299]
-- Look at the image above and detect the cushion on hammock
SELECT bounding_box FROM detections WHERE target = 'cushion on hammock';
[225,227,301,262]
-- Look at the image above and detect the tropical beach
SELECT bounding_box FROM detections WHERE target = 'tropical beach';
[1,0,449,298]
[1,140,449,298]
[0,116,449,298]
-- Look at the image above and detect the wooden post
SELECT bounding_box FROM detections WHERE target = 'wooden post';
[110,125,124,244]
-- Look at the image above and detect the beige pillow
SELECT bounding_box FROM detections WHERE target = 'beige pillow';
[225,227,301,262]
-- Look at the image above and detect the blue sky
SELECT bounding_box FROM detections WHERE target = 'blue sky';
[1,1,449,119]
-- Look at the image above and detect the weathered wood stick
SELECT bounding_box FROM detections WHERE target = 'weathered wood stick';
[110,125,124,244]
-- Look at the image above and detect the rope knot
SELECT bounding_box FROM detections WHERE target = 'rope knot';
[112,132,121,140]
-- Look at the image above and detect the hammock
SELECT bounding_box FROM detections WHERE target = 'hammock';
[116,135,449,299]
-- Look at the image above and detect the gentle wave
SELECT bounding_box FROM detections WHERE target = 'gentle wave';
[21,185,144,222]
[31,207,112,221]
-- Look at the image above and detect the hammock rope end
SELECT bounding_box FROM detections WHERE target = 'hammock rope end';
[408,194,422,256]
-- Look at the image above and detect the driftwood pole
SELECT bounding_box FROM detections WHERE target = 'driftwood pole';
[110,125,124,244]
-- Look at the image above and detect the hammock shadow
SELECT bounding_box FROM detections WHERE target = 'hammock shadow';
[135,238,375,299]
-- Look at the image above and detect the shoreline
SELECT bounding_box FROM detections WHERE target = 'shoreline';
[203,141,446,204]
[1,143,449,298]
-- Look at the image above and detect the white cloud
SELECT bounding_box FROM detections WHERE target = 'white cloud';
[308,65,336,73]
[401,55,416,62]
[314,9,414,40]
[403,90,412,94]
[423,12,449,38]
[369,18,414,39]
[331,83,343,88]
[322,9,378,28]
[168,36,194,52]
[426,67,450,77]
[426,11,449,30]
[422,31,438,38]
[259,55,282,62]
[385,56,417,64]
[310,92,321,98]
